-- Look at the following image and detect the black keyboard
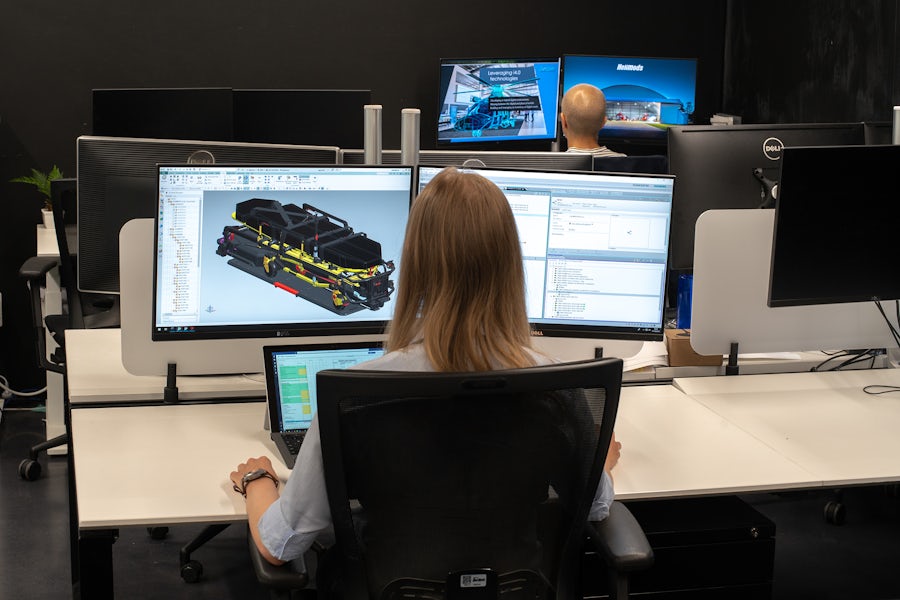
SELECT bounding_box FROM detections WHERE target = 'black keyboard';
[283,431,306,455]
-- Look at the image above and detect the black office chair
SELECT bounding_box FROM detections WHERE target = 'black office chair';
[17,178,119,480]
[592,155,669,174]
[250,358,653,599]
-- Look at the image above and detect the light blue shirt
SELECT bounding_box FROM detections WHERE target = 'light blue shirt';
[257,344,615,561]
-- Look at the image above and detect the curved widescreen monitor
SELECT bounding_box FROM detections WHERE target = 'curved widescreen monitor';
[561,54,698,150]
[437,57,561,147]
[76,136,340,295]
[768,144,900,307]
[416,165,675,345]
[153,164,414,342]
[666,122,866,271]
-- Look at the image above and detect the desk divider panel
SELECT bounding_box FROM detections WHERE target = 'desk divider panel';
[690,209,896,355]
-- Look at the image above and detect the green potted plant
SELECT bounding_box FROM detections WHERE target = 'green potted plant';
[10,165,64,228]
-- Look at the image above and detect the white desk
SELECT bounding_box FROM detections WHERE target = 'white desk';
[65,328,265,404]
[614,383,818,500]
[673,369,900,488]
[64,328,900,597]
[71,402,283,529]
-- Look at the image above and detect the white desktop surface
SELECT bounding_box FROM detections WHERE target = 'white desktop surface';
[674,369,900,487]
[613,383,818,500]
[71,402,284,529]
[65,328,265,404]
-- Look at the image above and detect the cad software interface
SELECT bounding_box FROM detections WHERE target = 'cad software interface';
[153,164,413,339]
[417,167,674,335]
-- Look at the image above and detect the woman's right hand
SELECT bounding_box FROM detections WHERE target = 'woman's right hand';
[605,432,621,472]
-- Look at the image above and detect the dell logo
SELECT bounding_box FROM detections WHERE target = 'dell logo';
[276,330,290,337]
[762,137,784,161]
[187,150,216,164]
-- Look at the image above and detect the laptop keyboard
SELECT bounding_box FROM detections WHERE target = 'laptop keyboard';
[283,431,306,455]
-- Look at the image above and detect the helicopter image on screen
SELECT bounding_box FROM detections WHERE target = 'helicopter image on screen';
[216,198,395,315]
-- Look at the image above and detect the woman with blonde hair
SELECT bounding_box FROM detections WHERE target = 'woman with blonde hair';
[230,166,619,570]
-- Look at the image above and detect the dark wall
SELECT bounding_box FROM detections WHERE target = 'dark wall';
[723,0,899,123]
[4,1,900,389]
[0,1,728,389]
[3,1,898,389]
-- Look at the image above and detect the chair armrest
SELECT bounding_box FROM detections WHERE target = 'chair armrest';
[19,255,60,281]
[587,500,654,572]
[246,526,310,591]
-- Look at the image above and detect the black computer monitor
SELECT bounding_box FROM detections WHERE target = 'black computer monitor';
[768,144,900,307]
[561,54,698,152]
[76,136,340,295]
[436,57,562,148]
[91,87,235,141]
[863,120,893,145]
[233,89,372,149]
[153,164,414,344]
[666,122,866,272]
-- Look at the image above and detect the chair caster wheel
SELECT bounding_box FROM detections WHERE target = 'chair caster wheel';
[824,500,846,525]
[18,459,41,481]
[181,560,203,583]
[147,527,169,540]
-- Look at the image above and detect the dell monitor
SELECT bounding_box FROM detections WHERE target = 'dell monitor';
[416,165,675,360]
[233,89,372,149]
[666,122,866,272]
[91,87,235,141]
[153,164,414,342]
[768,144,900,307]
[437,57,562,148]
[76,136,340,295]
[561,54,698,152]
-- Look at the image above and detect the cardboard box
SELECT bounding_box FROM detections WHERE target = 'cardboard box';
[665,329,723,367]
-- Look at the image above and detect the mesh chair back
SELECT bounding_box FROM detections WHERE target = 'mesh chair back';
[316,357,623,599]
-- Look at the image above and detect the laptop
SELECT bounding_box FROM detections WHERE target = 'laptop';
[263,341,385,468]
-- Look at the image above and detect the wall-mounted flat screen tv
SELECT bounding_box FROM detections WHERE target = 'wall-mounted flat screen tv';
[437,57,562,147]
[561,54,698,149]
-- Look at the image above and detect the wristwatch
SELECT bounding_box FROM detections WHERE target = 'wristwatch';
[234,468,279,498]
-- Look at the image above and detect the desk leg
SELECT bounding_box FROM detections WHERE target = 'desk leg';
[75,529,118,599]
[43,265,67,455]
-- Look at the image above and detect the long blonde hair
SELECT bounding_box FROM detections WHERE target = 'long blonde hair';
[387,167,535,371]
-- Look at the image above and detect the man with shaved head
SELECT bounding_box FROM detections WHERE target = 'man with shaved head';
[559,83,625,157]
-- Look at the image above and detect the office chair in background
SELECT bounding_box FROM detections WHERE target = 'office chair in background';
[250,358,653,599]
[17,178,120,480]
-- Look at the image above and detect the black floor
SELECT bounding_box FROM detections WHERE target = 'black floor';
[2,398,900,599]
